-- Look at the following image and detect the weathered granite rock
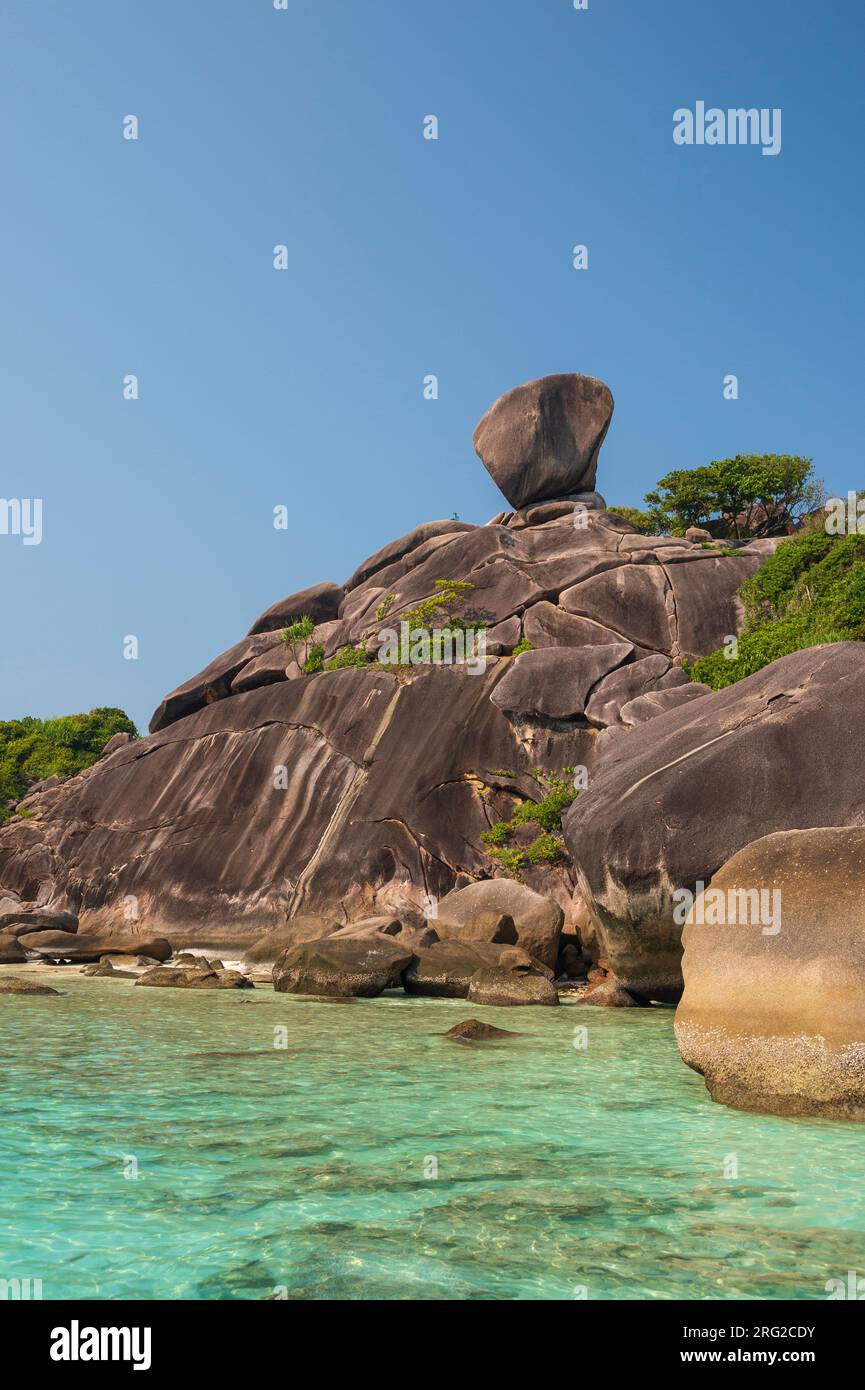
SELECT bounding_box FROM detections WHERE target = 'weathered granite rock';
[80,961,136,978]
[676,827,865,1119]
[467,966,559,1006]
[272,936,413,997]
[564,643,865,1002]
[473,374,614,509]
[18,931,172,963]
[0,975,59,995]
[149,633,284,732]
[404,941,544,998]
[0,906,78,933]
[580,977,649,1008]
[432,910,517,947]
[247,581,344,636]
[0,934,27,964]
[491,644,633,721]
[584,654,689,728]
[617,683,711,727]
[433,881,563,969]
[0,377,780,952]
[136,965,253,989]
[445,1018,520,1041]
[102,731,134,756]
[243,917,342,968]
[344,521,476,593]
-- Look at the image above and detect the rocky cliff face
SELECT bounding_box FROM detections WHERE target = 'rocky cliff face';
[0,374,772,955]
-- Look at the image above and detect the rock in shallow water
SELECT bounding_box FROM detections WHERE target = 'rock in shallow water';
[0,975,59,995]
[445,1018,520,1041]
[272,937,413,997]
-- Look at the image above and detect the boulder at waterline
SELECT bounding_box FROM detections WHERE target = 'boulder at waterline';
[0,935,27,964]
[563,643,865,1002]
[467,967,559,1006]
[473,373,614,509]
[0,976,59,995]
[272,937,413,997]
[80,961,137,978]
[433,880,563,970]
[579,977,650,1008]
[676,827,865,1120]
[445,1018,520,1042]
[404,941,549,999]
[136,965,254,989]
[18,931,173,964]
[242,917,342,968]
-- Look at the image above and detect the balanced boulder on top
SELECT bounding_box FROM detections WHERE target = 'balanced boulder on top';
[473,373,614,510]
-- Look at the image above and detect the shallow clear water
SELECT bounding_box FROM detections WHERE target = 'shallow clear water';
[1,971,864,1300]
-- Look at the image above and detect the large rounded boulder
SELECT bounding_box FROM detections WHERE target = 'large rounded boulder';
[563,643,865,1002]
[473,373,614,509]
[676,827,865,1120]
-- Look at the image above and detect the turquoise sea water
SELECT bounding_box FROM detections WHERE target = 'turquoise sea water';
[1,971,864,1301]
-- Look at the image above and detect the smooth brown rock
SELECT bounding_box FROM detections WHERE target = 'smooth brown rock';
[564,643,865,1002]
[247,581,344,636]
[676,827,865,1119]
[0,935,27,964]
[0,906,78,933]
[444,1017,520,1041]
[580,977,649,1008]
[404,941,542,998]
[0,976,59,995]
[243,917,342,968]
[433,881,563,970]
[467,967,559,1006]
[272,936,412,997]
[473,374,614,509]
[433,911,517,947]
[491,644,632,720]
[149,633,284,732]
[18,931,172,963]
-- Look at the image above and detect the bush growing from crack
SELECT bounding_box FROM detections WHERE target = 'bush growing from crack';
[480,769,577,879]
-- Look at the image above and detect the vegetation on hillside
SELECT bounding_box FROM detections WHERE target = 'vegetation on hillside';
[688,531,865,689]
[0,708,137,822]
[480,770,577,881]
[612,454,824,538]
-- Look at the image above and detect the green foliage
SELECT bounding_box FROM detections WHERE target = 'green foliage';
[525,832,564,866]
[485,845,527,881]
[280,614,316,670]
[280,615,315,645]
[375,594,395,621]
[0,708,137,823]
[688,531,865,689]
[381,579,484,665]
[644,456,823,538]
[511,637,533,656]
[324,645,371,671]
[302,643,325,674]
[607,506,664,535]
[479,769,577,879]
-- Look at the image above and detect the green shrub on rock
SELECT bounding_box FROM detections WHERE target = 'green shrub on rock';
[0,708,137,823]
[689,531,865,689]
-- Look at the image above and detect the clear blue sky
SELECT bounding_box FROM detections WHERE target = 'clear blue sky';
[2,0,863,732]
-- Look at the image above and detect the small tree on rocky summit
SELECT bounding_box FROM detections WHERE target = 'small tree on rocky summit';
[644,456,823,538]
[279,614,315,668]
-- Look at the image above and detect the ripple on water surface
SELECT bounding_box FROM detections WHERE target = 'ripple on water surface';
[1,974,864,1299]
